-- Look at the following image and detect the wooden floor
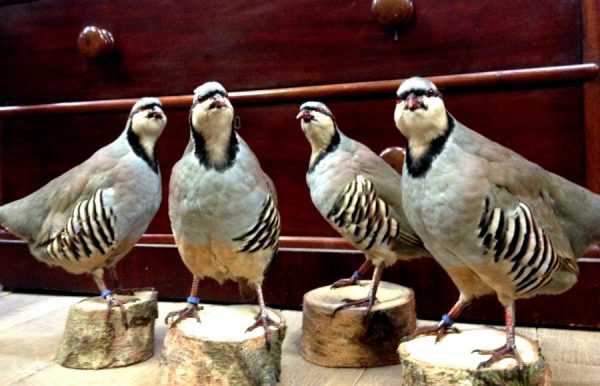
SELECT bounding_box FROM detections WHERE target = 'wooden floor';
[1,291,599,386]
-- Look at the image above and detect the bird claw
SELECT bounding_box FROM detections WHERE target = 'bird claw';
[473,342,524,369]
[330,276,361,289]
[164,303,203,328]
[404,323,461,343]
[245,310,285,351]
[104,294,130,330]
[332,297,376,317]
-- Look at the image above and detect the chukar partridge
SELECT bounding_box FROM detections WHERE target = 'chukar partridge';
[166,82,281,341]
[0,97,166,319]
[297,101,429,315]
[394,76,595,368]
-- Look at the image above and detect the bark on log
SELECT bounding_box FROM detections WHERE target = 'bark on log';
[56,290,158,369]
[398,325,551,386]
[160,305,286,386]
[301,281,416,367]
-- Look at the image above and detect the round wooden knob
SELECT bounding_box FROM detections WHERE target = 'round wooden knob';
[380,146,406,174]
[77,26,114,59]
[372,0,414,30]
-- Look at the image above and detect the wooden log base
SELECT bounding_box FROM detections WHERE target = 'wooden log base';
[160,305,286,386]
[56,290,158,369]
[398,325,551,386]
[301,281,416,367]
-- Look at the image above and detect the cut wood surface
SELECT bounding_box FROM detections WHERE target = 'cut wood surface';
[0,292,598,385]
[56,291,158,369]
[399,325,550,386]
[301,281,416,367]
[160,305,286,386]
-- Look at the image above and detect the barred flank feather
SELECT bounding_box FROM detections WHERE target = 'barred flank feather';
[45,189,117,262]
[478,200,560,296]
[327,175,403,251]
[232,193,280,253]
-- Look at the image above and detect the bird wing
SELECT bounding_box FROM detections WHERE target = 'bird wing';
[458,125,579,289]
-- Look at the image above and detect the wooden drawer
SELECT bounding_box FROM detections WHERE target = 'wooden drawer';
[0,0,581,105]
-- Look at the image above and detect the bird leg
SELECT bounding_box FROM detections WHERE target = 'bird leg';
[245,284,284,350]
[473,303,524,369]
[330,260,373,289]
[164,275,203,328]
[333,264,383,316]
[92,271,129,329]
[409,297,471,342]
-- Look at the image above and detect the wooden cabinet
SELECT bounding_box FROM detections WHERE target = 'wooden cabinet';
[0,0,599,329]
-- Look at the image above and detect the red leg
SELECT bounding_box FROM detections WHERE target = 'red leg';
[333,264,382,316]
[331,260,373,288]
[92,269,129,329]
[165,275,203,327]
[473,303,524,369]
[245,283,284,350]
[410,296,471,342]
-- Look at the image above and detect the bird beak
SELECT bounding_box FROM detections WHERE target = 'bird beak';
[406,94,422,111]
[209,96,226,109]
[146,107,164,120]
[296,110,313,122]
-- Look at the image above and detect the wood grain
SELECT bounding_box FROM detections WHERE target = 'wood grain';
[0,0,582,105]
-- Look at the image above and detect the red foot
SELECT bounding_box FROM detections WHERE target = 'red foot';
[104,295,130,329]
[473,342,524,369]
[246,311,285,351]
[333,296,376,316]
[408,323,460,343]
[330,276,360,289]
[164,303,203,328]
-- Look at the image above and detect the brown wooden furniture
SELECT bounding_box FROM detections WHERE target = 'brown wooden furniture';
[0,0,598,328]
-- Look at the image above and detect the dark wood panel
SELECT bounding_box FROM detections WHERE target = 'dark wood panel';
[0,86,585,235]
[583,0,600,193]
[0,0,581,104]
[1,242,598,328]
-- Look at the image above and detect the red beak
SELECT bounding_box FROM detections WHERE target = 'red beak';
[296,110,313,121]
[406,94,421,111]
[209,99,226,109]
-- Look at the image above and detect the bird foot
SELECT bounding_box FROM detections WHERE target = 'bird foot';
[406,323,460,343]
[103,294,130,330]
[333,296,376,317]
[164,303,203,328]
[473,342,524,369]
[330,276,368,289]
[246,310,285,351]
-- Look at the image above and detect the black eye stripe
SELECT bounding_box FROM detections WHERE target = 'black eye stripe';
[397,88,439,100]
[197,90,228,102]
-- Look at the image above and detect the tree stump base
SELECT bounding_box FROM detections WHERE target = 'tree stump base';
[398,325,551,385]
[56,290,158,369]
[160,305,286,386]
[301,281,416,367]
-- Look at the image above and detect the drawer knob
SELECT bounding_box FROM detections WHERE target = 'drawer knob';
[77,26,114,59]
[372,0,414,32]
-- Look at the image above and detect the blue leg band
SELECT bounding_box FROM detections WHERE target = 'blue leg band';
[441,313,454,326]
[101,289,113,298]
[351,271,361,281]
[187,296,201,305]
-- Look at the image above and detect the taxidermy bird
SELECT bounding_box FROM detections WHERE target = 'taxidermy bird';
[166,82,281,342]
[394,76,599,368]
[297,101,429,315]
[0,97,167,320]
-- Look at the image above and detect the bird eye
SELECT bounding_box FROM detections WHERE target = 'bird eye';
[427,89,436,97]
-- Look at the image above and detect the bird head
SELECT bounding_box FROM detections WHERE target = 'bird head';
[297,101,338,152]
[190,81,234,134]
[394,77,448,147]
[129,97,167,142]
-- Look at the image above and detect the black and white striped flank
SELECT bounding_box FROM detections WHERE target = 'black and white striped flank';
[45,189,117,262]
[327,174,404,251]
[233,193,280,253]
[478,199,560,296]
